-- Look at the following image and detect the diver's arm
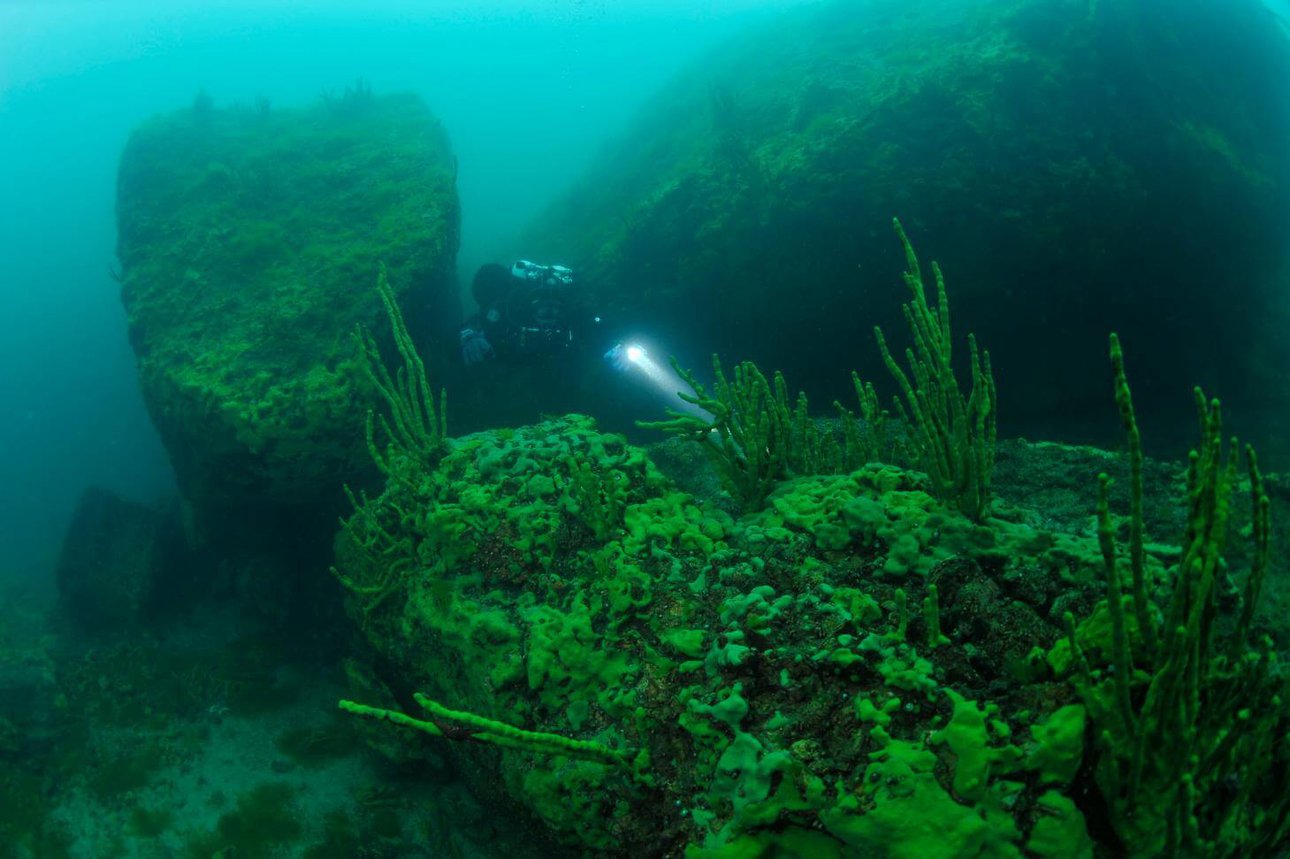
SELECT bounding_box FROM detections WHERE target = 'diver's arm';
[459,312,493,365]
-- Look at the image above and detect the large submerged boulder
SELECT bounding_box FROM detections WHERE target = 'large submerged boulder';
[526,0,1290,443]
[55,487,178,629]
[332,408,1287,856]
[333,415,1099,854]
[117,89,460,525]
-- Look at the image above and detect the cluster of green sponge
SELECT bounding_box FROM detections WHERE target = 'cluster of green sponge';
[334,401,1122,854]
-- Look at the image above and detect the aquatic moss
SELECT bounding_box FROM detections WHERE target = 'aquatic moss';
[335,414,1107,852]
[334,343,1286,855]
[118,91,458,516]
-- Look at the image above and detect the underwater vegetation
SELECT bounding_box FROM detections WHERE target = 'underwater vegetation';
[333,223,1288,856]
[55,2,1285,855]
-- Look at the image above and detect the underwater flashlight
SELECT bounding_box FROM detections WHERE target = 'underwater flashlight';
[609,341,713,422]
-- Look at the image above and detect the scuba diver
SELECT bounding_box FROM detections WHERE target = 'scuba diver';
[460,260,599,365]
[457,258,707,425]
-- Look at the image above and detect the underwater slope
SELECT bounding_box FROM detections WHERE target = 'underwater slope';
[526,0,1290,440]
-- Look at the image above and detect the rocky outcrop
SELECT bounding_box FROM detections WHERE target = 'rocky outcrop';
[527,0,1290,439]
[117,90,460,528]
[55,487,177,628]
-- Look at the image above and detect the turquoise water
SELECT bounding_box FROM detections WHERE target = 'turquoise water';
[2,2,1288,856]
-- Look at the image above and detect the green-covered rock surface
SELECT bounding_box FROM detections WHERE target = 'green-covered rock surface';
[335,415,1199,856]
[118,90,459,514]
[525,0,1290,438]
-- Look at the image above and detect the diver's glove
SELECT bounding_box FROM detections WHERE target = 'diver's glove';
[461,328,493,365]
[604,343,632,372]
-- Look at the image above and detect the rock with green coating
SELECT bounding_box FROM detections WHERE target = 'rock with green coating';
[1026,704,1086,786]
[335,415,1113,854]
[931,690,1023,802]
[1026,791,1094,859]
[819,739,1015,858]
[117,90,459,521]
[527,0,1290,434]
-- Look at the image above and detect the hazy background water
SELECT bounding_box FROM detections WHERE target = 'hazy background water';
[0,0,815,588]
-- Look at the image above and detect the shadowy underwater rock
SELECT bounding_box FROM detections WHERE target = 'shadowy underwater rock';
[527,0,1290,440]
[117,89,460,533]
[55,487,176,629]
[992,438,1185,539]
[0,584,63,763]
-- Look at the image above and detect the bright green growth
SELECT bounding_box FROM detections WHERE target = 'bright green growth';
[334,395,1133,853]
[519,596,637,714]
[930,690,1022,802]
[707,733,801,828]
[1026,791,1094,859]
[641,355,887,510]
[338,694,636,771]
[117,92,457,509]
[663,627,709,659]
[820,738,1019,858]
[874,217,996,521]
[1025,704,1086,786]
[353,264,448,475]
[1064,334,1288,856]
[640,357,814,509]
[750,464,971,575]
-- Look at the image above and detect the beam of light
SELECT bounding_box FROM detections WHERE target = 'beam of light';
[617,342,713,422]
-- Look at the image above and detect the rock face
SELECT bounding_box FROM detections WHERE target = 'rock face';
[526,0,1290,439]
[117,90,460,520]
[56,488,177,629]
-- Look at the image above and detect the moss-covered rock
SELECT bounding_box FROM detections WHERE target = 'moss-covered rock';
[117,90,459,522]
[335,415,1120,855]
[526,0,1290,438]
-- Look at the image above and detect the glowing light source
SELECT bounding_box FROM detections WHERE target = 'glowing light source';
[613,340,712,422]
